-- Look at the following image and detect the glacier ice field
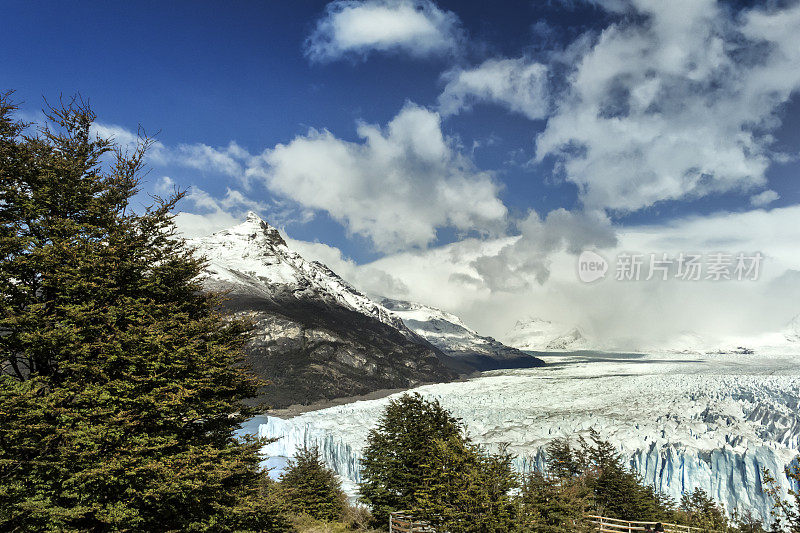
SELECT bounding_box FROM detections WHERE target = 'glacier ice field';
[241,351,800,521]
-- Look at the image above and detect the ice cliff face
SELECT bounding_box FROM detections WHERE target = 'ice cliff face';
[502,317,589,351]
[251,351,800,522]
[381,298,543,370]
[188,213,459,407]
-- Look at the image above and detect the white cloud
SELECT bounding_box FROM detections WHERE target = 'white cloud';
[305,0,462,62]
[438,57,550,119]
[470,208,617,289]
[750,189,780,207]
[284,236,411,298]
[91,123,251,181]
[534,0,800,212]
[259,102,507,252]
[154,176,175,195]
[348,205,800,348]
[171,187,313,239]
[170,141,249,179]
[90,122,169,164]
[88,107,507,253]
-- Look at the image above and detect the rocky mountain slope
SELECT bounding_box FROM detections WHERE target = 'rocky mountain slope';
[189,213,460,407]
[381,299,543,370]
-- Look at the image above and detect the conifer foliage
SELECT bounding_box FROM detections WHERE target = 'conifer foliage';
[678,488,730,531]
[358,393,464,524]
[537,430,675,522]
[359,393,519,531]
[415,437,518,532]
[0,93,275,531]
[764,464,800,532]
[279,445,347,522]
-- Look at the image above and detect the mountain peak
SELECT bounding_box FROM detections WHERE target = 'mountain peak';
[245,210,265,224]
[227,212,287,247]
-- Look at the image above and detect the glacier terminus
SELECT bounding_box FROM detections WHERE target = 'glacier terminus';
[247,350,800,522]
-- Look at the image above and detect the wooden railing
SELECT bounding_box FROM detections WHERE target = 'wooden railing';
[389,511,435,532]
[388,511,713,532]
[586,514,715,533]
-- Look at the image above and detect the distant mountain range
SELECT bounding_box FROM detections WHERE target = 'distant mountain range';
[189,213,542,407]
[502,317,588,351]
[499,314,800,355]
[381,298,542,370]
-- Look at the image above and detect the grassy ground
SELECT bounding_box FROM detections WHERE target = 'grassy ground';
[291,514,383,533]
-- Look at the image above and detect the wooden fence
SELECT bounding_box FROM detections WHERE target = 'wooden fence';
[388,512,715,533]
[388,511,435,532]
[586,515,715,533]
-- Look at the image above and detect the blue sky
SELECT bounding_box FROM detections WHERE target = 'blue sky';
[4,0,800,342]
[3,0,595,261]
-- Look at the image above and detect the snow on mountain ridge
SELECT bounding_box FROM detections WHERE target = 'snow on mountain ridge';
[503,317,589,351]
[381,298,544,369]
[785,314,800,343]
[190,212,408,334]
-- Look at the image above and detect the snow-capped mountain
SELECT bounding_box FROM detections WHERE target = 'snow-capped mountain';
[188,213,459,407]
[193,212,407,333]
[381,299,543,370]
[784,314,800,343]
[641,317,800,356]
[502,317,589,351]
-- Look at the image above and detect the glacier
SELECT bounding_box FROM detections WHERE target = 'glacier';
[245,350,800,522]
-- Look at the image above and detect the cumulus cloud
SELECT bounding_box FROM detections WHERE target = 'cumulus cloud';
[91,123,253,182]
[534,0,800,212]
[305,0,462,62]
[259,102,508,252]
[750,190,780,208]
[171,186,313,238]
[88,107,507,253]
[284,237,411,298]
[439,58,550,119]
[169,141,250,179]
[470,208,617,290]
[353,205,800,347]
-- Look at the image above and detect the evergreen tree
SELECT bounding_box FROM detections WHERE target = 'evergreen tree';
[279,445,347,522]
[415,437,519,532]
[358,393,463,525]
[579,429,667,520]
[519,471,591,533]
[678,488,729,531]
[0,93,277,531]
[733,509,769,533]
[546,437,583,479]
[764,464,800,532]
[258,476,295,532]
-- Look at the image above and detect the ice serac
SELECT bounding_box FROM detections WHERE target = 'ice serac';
[189,213,459,407]
[502,317,588,351]
[253,352,800,522]
[381,298,544,370]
